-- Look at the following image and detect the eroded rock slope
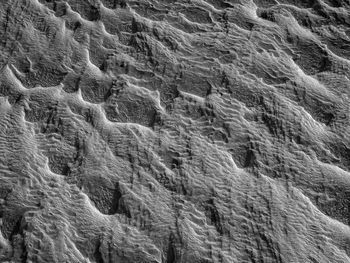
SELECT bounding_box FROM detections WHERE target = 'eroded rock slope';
[1,0,350,262]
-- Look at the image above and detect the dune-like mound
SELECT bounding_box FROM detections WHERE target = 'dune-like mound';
[1,0,350,262]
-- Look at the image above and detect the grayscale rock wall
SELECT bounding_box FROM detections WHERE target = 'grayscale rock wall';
[0,0,350,262]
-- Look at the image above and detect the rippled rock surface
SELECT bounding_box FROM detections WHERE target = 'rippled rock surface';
[1,0,350,262]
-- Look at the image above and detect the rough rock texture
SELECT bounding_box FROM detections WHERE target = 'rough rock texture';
[0,0,350,262]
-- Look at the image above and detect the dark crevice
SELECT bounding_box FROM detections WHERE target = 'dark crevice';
[94,240,104,263]
[108,182,131,217]
[204,198,223,235]
[166,233,176,263]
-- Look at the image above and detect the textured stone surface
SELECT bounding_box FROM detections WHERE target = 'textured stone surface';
[1,0,350,262]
